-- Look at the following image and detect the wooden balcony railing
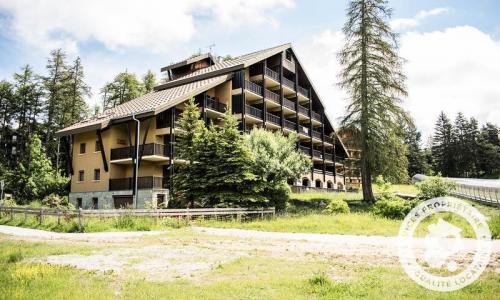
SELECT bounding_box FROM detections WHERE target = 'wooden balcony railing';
[283,59,296,73]
[282,77,295,90]
[109,176,167,191]
[324,136,334,144]
[297,85,309,98]
[299,146,310,155]
[110,143,168,161]
[244,80,263,96]
[245,105,263,119]
[324,153,334,161]
[325,170,334,176]
[284,119,296,130]
[313,169,323,174]
[283,98,296,110]
[264,89,280,104]
[266,113,280,125]
[312,130,322,140]
[298,125,309,135]
[298,105,309,116]
[313,149,323,159]
[206,96,227,113]
[265,67,280,82]
[312,111,321,122]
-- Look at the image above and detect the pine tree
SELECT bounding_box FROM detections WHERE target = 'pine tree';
[432,112,456,176]
[65,57,91,126]
[453,112,469,176]
[339,0,409,202]
[142,70,156,93]
[101,71,144,109]
[44,49,69,141]
[476,123,500,177]
[404,123,428,177]
[0,80,15,158]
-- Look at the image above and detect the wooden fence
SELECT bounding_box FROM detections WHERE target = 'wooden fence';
[0,206,276,231]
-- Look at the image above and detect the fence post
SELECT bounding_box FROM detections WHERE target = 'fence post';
[24,210,27,223]
[10,207,13,221]
[260,208,264,220]
[39,208,43,225]
[77,208,82,232]
[57,209,61,226]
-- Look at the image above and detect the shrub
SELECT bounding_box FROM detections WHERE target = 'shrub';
[416,176,456,200]
[323,198,350,214]
[490,215,500,239]
[1,198,18,207]
[113,214,135,229]
[374,196,418,219]
[42,194,73,208]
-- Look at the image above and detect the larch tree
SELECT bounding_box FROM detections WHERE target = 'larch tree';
[101,71,144,109]
[431,111,456,176]
[66,57,91,126]
[142,70,156,93]
[404,123,428,177]
[339,0,409,202]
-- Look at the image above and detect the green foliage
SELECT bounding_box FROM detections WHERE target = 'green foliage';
[142,70,156,93]
[404,123,429,177]
[101,71,144,109]
[339,0,410,200]
[415,176,456,200]
[489,215,500,239]
[42,194,73,209]
[374,196,418,219]
[11,135,69,203]
[323,198,350,214]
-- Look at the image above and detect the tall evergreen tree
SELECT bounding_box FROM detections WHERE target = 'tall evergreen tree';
[65,57,91,126]
[432,112,456,176]
[0,80,15,157]
[339,0,409,202]
[404,123,428,177]
[101,71,144,109]
[453,112,469,176]
[476,123,500,177]
[142,70,156,93]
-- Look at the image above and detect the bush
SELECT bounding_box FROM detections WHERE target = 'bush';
[1,198,18,207]
[490,215,500,239]
[42,194,73,208]
[323,198,350,214]
[374,196,418,219]
[416,176,456,200]
[113,214,135,229]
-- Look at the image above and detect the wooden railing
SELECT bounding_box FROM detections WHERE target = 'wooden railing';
[265,67,280,82]
[283,119,296,130]
[297,105,309,116]
[313,169,323,174]
[244,80,263,96]
[283,98,296,110]
[298,125,309,135]
[264,89,280,104]
[299,146,310,155]
[324,136,334,144]
[312,130,322,140]
[109,176,167,191]
[0,206,276,231]
[266,113,280,125]
[297,85,309,98]
[110,143,168,161]
[282,77,295,90]
[324,153,334,161]
[325,170,334,176]
[312,111,321,122]
[206,96,227,113]
[313,149,323,159]
[245,105,263,119]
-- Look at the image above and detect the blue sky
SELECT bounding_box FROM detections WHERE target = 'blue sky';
[0,0,499,139]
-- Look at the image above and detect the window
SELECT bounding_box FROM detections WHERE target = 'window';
[95,140,101,152]
[77,198,83,209]
[92,198,98,209]
[157,194,165,208]
[12,135,17,142]
[78,170,84,182]
[93,169,100,181]
[11,146,16,155]
[80,143,86,154]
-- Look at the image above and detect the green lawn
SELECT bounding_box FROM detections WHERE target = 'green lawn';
[0,240,498,299]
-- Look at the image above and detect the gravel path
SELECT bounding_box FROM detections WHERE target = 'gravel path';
[1,225,499,281]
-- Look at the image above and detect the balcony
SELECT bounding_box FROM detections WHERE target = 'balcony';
[299,146,310,155]
[297,85,309,99]
[324,153,334,161]
[283,98,296,111]
[282,77,295,91]
[245,105,263,120]
[312,130,322,140]
[244,80,263,98]
[313,149,323,159]
[264,89,280,105]
[298,125,309,136]
[283,58,296,73]
[266,113,281,126]
[110,143,169,162]
[325,170,334,176]
[297,105,309,117]
[205,96,227,113]
[324,136,334,144]
[312,111,322,122]
[109,176,167,191]
[264,67,280,82]
[313,169,323,174]
[283,119,296,131]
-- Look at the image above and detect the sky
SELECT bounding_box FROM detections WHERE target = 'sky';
[0,0,499,141]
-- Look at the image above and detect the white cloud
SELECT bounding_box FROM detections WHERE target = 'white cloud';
[297,26,500,140]
[0,0,294,53]
[391,7,449,30]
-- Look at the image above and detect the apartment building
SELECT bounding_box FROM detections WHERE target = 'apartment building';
[57,44,350,209]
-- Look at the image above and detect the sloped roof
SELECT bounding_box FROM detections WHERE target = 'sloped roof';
[56,74,230,136]
[160,52,216,72]
[154,43,291,91]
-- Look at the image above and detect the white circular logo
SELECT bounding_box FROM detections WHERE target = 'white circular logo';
[398,197,492,292]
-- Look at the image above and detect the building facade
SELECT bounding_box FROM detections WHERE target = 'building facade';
[57,44,350,209]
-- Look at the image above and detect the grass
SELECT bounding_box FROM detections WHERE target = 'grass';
[0,240,498,299]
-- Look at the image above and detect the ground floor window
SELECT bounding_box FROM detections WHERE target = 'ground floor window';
[327,181,333,189]
[76,198,82,209]
[92,197,98,209]
[113,195,133,209]
[315,180,322,188]
[302,178,309,187]
[157,194,165,208]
